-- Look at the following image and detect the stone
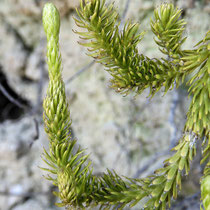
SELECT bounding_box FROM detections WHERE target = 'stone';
[0,0,208,209]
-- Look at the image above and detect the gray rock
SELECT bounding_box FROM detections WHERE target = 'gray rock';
[0,0,207,209]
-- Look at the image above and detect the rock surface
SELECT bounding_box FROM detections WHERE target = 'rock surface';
[0,0,209,209]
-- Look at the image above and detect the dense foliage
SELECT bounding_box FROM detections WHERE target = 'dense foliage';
[42,1,210,209]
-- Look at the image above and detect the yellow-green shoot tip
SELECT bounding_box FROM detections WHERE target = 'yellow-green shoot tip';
[42,3,60,39]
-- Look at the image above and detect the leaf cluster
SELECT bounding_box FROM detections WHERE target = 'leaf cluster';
[41,1,210,209]
[75,0,187,96]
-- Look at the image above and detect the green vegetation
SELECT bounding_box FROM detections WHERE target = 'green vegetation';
[42,1,210,209]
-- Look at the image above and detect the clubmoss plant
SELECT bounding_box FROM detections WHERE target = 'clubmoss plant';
[42,1,210,209]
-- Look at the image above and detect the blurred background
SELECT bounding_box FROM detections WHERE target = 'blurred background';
[0,0,209,209]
